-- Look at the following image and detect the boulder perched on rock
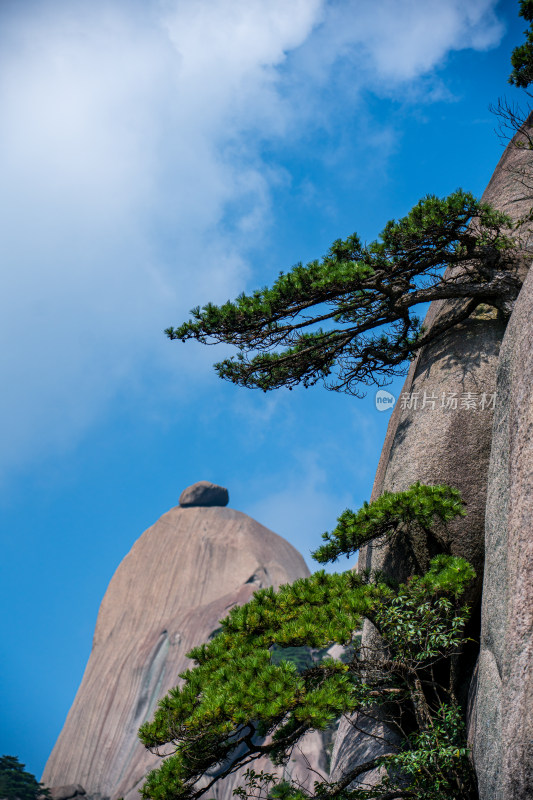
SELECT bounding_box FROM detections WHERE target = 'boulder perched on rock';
[179,480,229,507]
[42,490,314,800]
[469,265,533,800]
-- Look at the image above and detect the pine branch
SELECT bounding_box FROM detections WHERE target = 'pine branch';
[166,190,522,395]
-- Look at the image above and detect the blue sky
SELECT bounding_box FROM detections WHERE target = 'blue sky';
[0,0,526,780]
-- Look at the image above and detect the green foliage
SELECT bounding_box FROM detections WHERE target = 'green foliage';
[510,1,533,89]
[374,558,474,666]
[312,483,465,565]
[140,485,477,800]
[0,756,50,800]
[167,190,519,395]
[377,705,477,800]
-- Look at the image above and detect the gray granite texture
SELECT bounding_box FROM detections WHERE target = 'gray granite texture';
[468,265,533,800]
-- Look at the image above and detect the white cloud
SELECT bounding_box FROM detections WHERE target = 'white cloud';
[0,0,503,478]
[292,0,503,90]
[0,0,319,475]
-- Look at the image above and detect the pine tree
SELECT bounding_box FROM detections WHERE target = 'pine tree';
[0,756,50,800]
[166,191,523,396]
[167,8,532,395]
[139,484,478,800]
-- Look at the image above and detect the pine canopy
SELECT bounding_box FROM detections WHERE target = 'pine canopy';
[166,191,521,395]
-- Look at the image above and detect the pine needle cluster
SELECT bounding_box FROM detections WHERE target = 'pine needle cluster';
[139,484,477,800]
[312,483,465,567]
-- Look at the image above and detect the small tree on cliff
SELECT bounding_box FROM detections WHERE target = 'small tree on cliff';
[166,191,523,397]
[139,484,478,800]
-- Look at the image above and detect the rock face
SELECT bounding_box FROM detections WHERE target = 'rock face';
[42,492,316,800]
[179,481,229,507]
[330,121,533,788]
[330,299,505,786]
[469,266,533,800]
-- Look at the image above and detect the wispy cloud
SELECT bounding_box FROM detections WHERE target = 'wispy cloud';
[0,0,503,478]
[290,0,503,90]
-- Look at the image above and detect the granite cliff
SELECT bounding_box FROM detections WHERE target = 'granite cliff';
[469,264,533,799]
[42,482,324,800]
[330,118,533,798]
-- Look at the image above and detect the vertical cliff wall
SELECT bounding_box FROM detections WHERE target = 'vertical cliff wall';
[42,483,320,800]
[469,267,533,800]
[330,120,533,790]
